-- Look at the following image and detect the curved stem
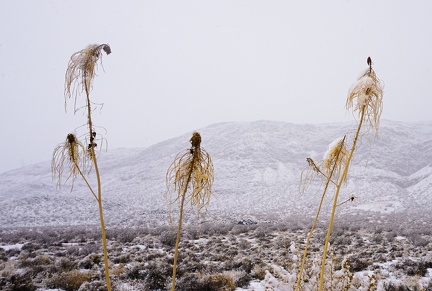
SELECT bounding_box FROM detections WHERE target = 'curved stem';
[318,107,366,290]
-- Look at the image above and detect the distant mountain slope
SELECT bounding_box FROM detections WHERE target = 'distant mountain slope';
[0,120,431,227]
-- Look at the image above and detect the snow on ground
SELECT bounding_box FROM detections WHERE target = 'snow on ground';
[0,243,24,251]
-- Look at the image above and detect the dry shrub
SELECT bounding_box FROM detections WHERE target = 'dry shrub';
[111,263,127,277]
[205,273,237,291]
[0,260,17,278]
[54,257,77,272]
[1,272,37,291]
[78,280,107,291]
[78,253,101,269]
[145,262,171,290]
[159,229,177,247]
[47,270,92,291]
[252,265,267,280]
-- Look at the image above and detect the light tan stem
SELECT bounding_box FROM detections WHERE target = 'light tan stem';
[85,83,112,291]
[171,187,187,291]
[171,151,196,291]
[318,106,366,290]
[295,139,344,290]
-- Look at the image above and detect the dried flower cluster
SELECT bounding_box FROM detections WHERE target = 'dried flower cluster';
[166,132,214,214]
[322,136,349,183]
[64,44,111,112]
[346,64,384,133]
[51,133,88,190]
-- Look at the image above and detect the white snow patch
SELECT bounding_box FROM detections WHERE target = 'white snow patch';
[352,200,403,213]
[0,243,24,251]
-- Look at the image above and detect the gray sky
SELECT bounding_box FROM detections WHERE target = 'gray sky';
[1,1,431,174]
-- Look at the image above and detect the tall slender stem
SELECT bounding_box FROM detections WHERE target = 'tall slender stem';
[318,106,366,290]
[171,153,195,291]
[85,83,112,291]
[171,187,187,291]
[295,142,344,291]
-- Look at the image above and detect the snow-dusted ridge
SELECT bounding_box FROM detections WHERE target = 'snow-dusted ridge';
[0,120,431,227]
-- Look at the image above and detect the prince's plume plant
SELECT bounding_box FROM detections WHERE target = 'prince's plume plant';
[51,44,112,290]
[166,132,214,291]
[296,57,383,291]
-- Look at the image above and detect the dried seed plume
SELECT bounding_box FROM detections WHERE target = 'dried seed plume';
[64,44,111,112]
[346,57,384,134]
[51,133,88,189]
[166,132,214,214]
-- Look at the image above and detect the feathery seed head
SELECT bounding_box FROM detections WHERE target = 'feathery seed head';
[66,133,80,163]
[64,44,111,112]
[346,57,383,133]
[323,136,348,181]
[300,157,323,194]
[166,132,214,215]
[52,133,88,190]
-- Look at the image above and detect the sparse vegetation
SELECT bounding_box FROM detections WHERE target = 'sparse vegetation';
[0,213,431,289]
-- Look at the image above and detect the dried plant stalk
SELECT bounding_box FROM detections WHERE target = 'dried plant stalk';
[295,137,346,290]
[296,58,383,291]
[53,44,112,291]
[318,58,383,291]
[166,132,214,291]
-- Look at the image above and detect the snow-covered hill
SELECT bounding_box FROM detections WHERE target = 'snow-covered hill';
[0,120,431,227]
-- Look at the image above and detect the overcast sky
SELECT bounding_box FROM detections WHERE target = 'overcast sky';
[1,1,431,173]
